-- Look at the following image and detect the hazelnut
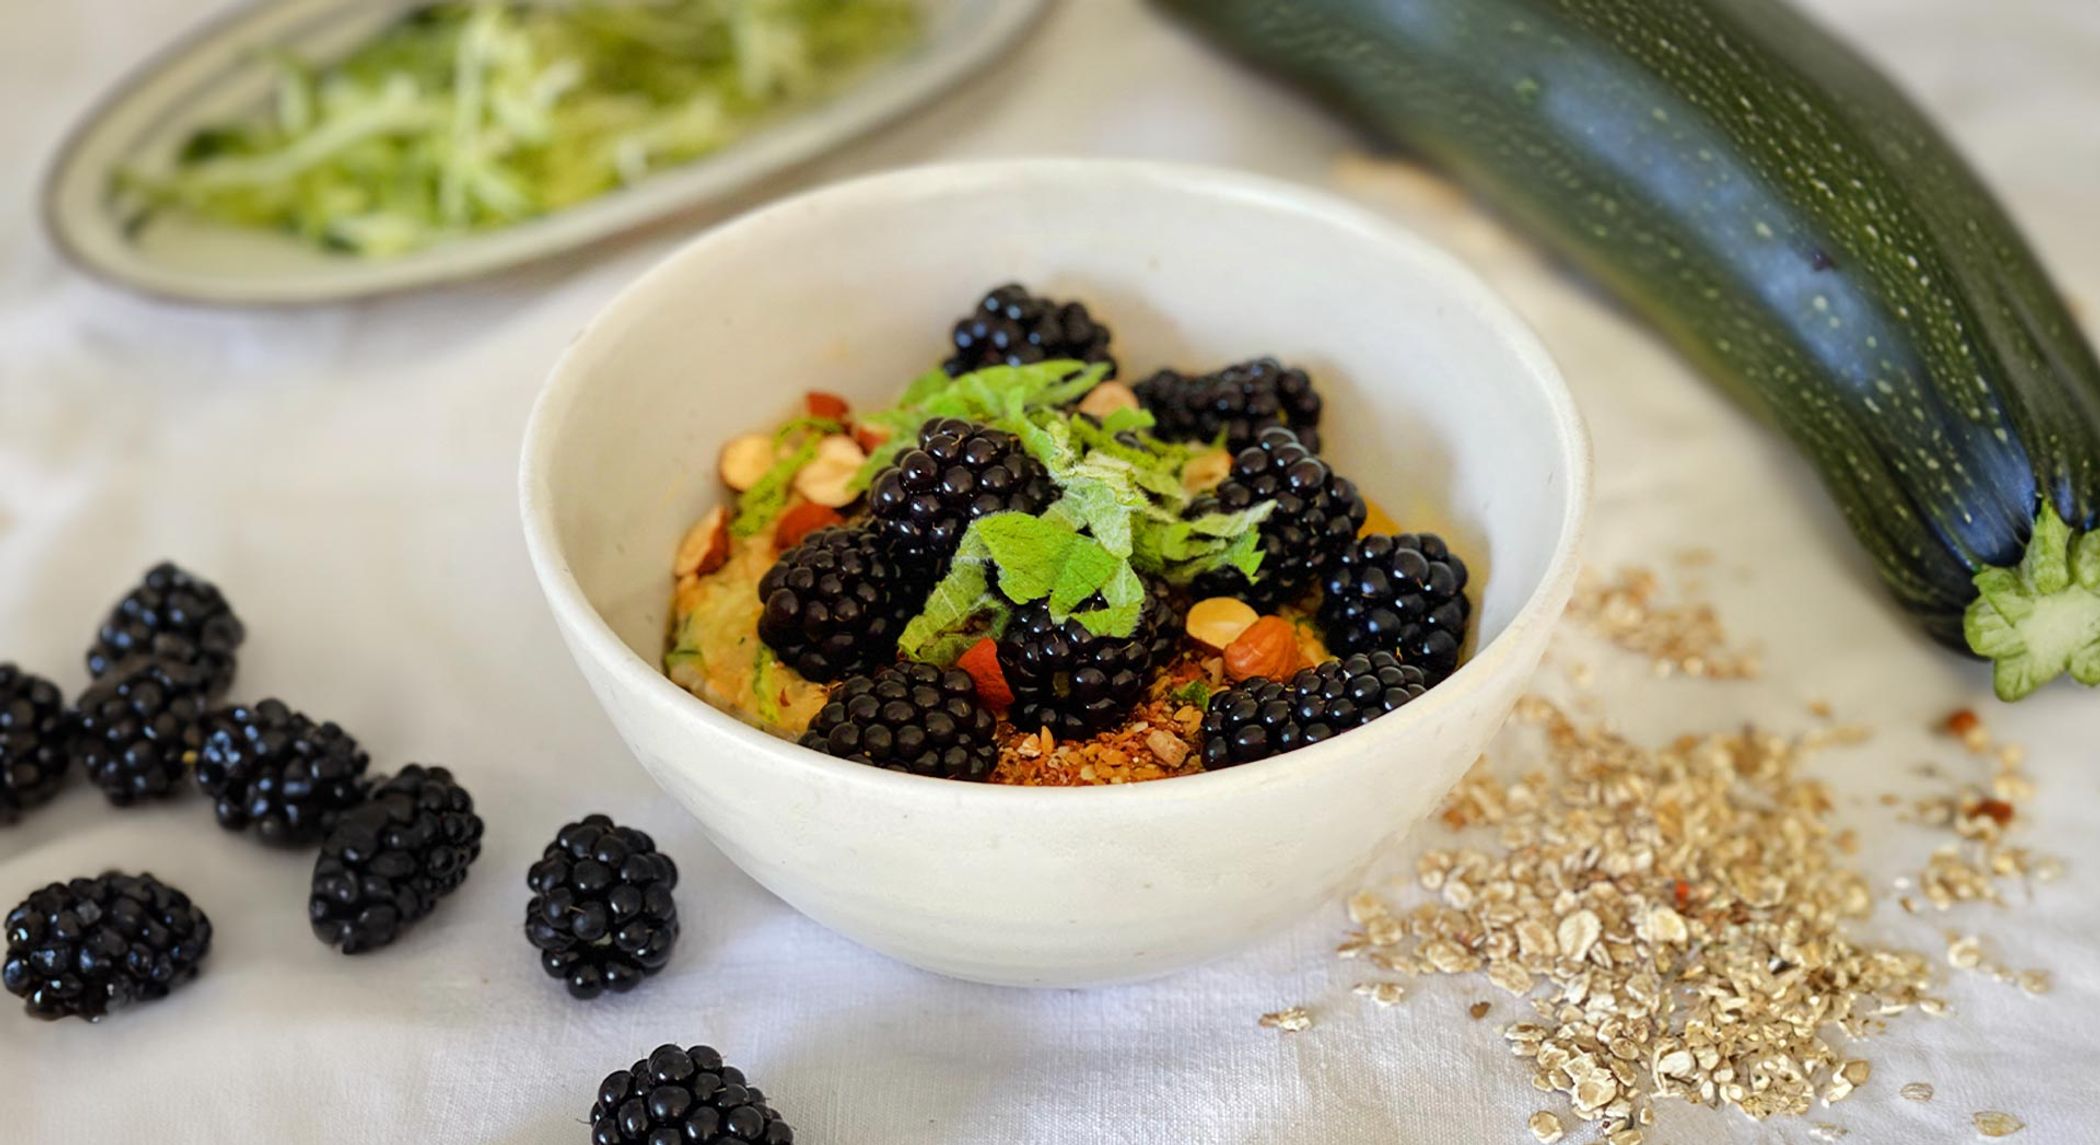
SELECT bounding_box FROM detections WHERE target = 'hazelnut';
[1185,596,1260,651]
[852,421,893,455]
[1224,616,1298,682]
[718,434,777,491]
[791,434,867,508]
[773,502,844,550]
[1182,448,1233,494]
[805,390,850,421]
[1076,381,1140,419]
[673,506,730,578]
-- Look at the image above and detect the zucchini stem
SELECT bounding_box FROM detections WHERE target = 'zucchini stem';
[1964,506,2100,700]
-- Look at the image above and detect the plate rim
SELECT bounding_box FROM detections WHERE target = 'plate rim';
[40,0,1048,308]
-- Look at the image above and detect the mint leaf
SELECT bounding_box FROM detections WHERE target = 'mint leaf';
[847,361,1110,494]
[1133,501,1275,583]
[1097,406,1155,434]
[1066,415,1202,509]
[897,534,1006,662]
[974,512,1120,609]
[1072,562,1144,637]
[1048,535,1122,616]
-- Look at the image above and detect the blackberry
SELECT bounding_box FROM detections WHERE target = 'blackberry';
[3,872,212,1021]
[309,765,482,954]
[69,654,213,806]
[943,283,1116,377]
[757,526,916,683]
[1141,579,1186,668]
[525,815,680,1000]
[87,562,245,698]
[0,664,68,824]
[194,700,372,846]
[1188,427,1366,609]
[1319,533,1472,681]
[1200,651,1430,769]
[591,1044,794,1145]
[1134,357,1324,453]
[867,418,1056,575]
[998,579,1181,738]
[800,661,999,781]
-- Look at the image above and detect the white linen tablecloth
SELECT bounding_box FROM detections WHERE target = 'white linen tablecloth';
[3,1,2098,1141]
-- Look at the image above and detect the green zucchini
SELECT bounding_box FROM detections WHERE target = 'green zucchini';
[1159,0,2100,700]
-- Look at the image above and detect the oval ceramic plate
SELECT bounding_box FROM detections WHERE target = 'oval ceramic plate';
[43,0,1043,306]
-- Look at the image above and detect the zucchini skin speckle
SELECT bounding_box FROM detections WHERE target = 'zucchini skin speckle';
[1162,0,2100,693]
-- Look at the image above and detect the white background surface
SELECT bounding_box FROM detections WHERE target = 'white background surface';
[3,1,2098,1142]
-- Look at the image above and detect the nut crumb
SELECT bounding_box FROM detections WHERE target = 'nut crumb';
[1259,1007,1313,1033]
[1468,1000,1492,1020]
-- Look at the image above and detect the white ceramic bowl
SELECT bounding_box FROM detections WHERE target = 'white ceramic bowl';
[520,160,1588,988]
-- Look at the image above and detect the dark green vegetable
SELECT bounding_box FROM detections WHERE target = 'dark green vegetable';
[1159,0,2100,700]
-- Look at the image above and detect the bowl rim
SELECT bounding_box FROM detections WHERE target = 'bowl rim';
[519,157,1591,804]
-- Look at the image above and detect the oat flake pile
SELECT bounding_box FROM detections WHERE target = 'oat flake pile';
[1314,570,2057,1141]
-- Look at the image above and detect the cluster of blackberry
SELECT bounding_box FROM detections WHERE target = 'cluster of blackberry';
[1189,426,1367,610]
[3,872,212,1021]
[591,1044,795,1145]
[998,579,1181,740]
[525,815,682,1000]
[1135,357,1324,453]
[5,565,708,1031]
[2,563,489,1022]
[1200,652,1431,769]
[944,282,1116,378]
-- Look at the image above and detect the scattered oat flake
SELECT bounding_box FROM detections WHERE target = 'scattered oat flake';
[2015,969,2052,996]
[1259,1007,1313,1033]
[1946,934,1983,969]
[1607,1129,1642,1145]
[1353,981,1407,1007]
[1900,1082,1934,1103]
[1809,1124,1848,1141]
[1972,1111,2024,1137]
[1564,566,1759,678]
[1527,1111,1564,1143]
[1348,891,1389,924]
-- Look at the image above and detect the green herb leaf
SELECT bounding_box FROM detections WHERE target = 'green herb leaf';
[973,513,1122,611]
[897,529,1010,663]
[848,361,1109,494]
[1133,501,1275,583]
[1072,562,1145,637]
[1171,678,1213,708]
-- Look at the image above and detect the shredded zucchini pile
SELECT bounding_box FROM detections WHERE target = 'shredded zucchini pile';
[116,0,918,257]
